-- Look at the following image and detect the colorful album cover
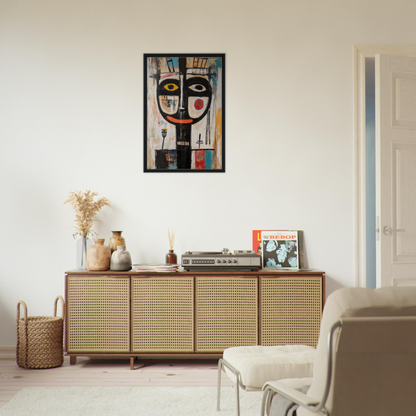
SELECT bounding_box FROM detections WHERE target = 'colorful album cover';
[253,230,304,269]
[252,230,267,257]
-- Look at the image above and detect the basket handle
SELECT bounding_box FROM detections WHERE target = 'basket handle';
[16,300,28,368]
[53,295,65,320]
[17,300,28,323]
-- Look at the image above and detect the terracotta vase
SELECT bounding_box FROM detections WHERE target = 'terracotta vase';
[108,231,126,253]
[86,239,111,271]
[165,249,177,265]
[110,246,132,271]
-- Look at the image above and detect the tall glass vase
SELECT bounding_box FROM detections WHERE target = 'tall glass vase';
[76,236,93,270]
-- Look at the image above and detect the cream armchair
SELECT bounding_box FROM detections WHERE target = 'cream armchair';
[261,286,416,416]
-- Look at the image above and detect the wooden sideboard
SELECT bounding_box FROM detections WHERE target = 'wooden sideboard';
[65,270,325,369]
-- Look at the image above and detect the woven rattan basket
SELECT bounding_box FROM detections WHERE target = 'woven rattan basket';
[16,295,65,369]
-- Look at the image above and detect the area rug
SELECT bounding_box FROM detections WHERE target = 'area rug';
[0,386,263,416]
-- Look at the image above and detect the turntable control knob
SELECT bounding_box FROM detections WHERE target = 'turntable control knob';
[222,248,229,254]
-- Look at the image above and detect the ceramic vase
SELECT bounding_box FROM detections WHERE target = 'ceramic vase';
[76,237,93,270]
[86,239,111,271]
[165,249,177,265]
[110,245,132,271]
[109,231,126,253]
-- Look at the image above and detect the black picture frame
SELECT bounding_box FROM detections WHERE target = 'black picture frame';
[144,54,225,172]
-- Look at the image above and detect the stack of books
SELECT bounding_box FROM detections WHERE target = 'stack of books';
[131,264,179,272]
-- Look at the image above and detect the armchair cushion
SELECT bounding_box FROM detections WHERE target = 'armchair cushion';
[223,345,315,389]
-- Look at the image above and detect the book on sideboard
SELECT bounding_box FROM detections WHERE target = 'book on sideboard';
[132,264,178,272]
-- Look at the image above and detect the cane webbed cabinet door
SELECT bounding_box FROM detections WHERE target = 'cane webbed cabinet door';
[131,276,194,352]
[260,275,322,347]
[66,275,130,352]
[195,276,258,352]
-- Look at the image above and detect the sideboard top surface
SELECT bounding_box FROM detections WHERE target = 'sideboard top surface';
[65,269,325,276]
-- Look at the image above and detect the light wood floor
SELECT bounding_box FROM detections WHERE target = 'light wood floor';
[0,354,234,408]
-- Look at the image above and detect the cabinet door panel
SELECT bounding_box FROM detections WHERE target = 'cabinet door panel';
[195,276,258,352]
[132,276,194,352]
[260,276,322,347]
[67,276,130,352]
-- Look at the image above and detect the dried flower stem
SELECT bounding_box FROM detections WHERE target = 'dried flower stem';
[64,190,111,239]
[168,228,175,250]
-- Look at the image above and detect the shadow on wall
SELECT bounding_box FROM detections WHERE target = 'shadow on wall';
[0,298,17,346]
[325,275,344,299]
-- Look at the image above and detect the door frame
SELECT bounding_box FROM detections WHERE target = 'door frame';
[353,45,416,288]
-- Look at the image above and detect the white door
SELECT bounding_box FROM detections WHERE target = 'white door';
[376,54,416,287]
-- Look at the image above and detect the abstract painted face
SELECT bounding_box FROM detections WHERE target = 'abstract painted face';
[157,75,212,126]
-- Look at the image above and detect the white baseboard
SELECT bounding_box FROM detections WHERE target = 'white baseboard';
[0,346,15,359]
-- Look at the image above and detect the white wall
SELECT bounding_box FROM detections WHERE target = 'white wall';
[1,0,416,346]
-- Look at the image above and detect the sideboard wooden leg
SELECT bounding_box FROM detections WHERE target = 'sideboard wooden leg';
[130,356,135,370]
[70,356,77,365]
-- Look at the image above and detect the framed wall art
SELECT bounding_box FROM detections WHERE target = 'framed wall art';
[144,54,225,172]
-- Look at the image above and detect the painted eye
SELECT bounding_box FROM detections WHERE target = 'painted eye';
[164,83,179,91]
[189,84,206,92]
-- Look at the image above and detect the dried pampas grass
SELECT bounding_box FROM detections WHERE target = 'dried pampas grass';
[64,190,111,238]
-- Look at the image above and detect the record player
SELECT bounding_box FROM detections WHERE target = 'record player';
[181,248,261,271]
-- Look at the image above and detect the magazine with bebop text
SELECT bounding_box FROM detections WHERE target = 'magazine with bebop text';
[253,230,304,269]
